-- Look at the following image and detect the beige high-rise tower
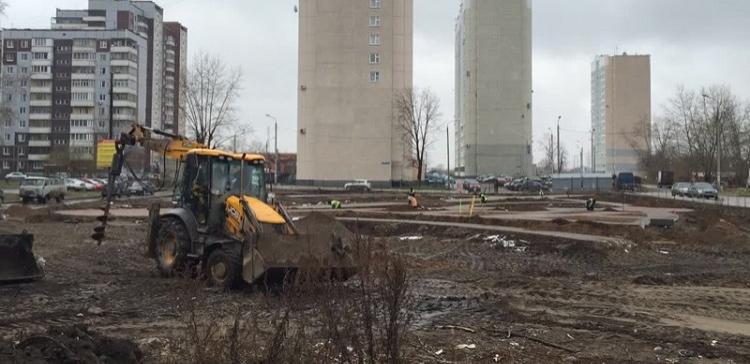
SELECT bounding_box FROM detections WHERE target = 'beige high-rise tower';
[455,0,533,177]
[297,0,415,187]
[591,54,651,174]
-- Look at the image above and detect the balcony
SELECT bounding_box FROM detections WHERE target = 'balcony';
[29,140,51,147]
[72,59,96,67]
[111,59,138,68]
[71,99,95,107]
[28,127,51,134]
[29,113,51,120]
[52,23,87,30]
[165,65,175,74]
[111,46,137,54]
[113,100,137,108]
[113,113,135,121]
[29,99,52,107]
[31,58,52,66]
[113,87,137,95]
[29,86,52,93]
[71,73,95,80]
[31,73,53,80]
[28,154,50,161]
[113,73,137,81]
[82,15,105,22]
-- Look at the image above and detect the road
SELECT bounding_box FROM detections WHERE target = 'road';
[636,190,750,208]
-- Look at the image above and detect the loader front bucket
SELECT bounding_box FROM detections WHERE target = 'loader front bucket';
[0,233,43,283]
[243,212,358,285]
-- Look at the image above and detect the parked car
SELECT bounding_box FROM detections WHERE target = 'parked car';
[671,182,690,197]
[82,178,104,191]
[101,178,129,198]
[19,177,66,204]
[127,181,154,196]
[344,179,372,192]
[4,171,26,181]
[462,179,481,193]
[506,178,525,191]
[65,178,86,192]
[518,179,547,193]
[688,182,719,200]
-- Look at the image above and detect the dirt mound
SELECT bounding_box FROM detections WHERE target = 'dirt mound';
[1,325,143,363]
[559,242,608,263]
[551,218,570,225]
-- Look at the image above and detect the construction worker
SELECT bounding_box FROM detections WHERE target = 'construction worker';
[407,189,420,209]
[586,198,597,211]
[479,192,487,204]
[329,199,342,209]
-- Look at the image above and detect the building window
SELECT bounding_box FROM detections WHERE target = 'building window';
[4,120,9,127]
[33,38,46,47]
[99,54,107,61]
[369,33,381,45]
[4,53,13,62]
[101,81,106,88]
[20,40,29,48]
[99,94,106,101]
[21,67,28,74]
[5,66,13,74]
[33,52,48,60]
[369,71,380,83]
[20,54,28,61]
[369,16,381,27]
[20,107,26,114]
[370,0,381,8]
[22,94,26,102]
[6,40,14,49]
[21,80,27,87]
[99,40,107,49]
[20,119,26,127]
[101,67,107,75]
[369,52,380,64]
[5,134,10,141]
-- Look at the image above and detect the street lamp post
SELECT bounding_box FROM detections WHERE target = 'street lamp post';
[265,114,279,184]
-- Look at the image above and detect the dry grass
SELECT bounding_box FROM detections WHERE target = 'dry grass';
[160,237,416,364]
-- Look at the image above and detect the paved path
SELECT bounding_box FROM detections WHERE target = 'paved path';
[338,217,631,246]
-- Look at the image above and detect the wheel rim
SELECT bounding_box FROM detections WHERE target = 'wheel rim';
[160,233,177,267]
[211,261,228,282]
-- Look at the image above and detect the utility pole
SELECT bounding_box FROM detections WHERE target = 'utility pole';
[556,115,561,173]
[580,147,584,174]
[591,130,596,172]
[265,114,279,184]
[446,126,450,186]
[550,133,555,174]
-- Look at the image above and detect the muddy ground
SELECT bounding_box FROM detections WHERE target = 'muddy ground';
[1,192,750,363]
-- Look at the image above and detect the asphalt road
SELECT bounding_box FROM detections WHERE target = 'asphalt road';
[636,190,750,208]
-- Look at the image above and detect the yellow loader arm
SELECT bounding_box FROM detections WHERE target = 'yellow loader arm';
[92,124,206,244]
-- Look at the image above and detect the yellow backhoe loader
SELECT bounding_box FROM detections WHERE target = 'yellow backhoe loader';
[81,124,356,288]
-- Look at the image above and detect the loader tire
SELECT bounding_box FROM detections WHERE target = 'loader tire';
[206,245,242,289]
[155,217,191,277]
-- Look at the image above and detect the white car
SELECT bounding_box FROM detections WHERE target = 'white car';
[19,177,66,204]
[65,178,86,192]
[344,179,372,192]
[4,171,26,180]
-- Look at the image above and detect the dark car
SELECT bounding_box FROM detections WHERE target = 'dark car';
[688,182,718,200]
[671,182,690,197]
[126,180,155,196]
[462,179,481,193]
[519,179,547,193]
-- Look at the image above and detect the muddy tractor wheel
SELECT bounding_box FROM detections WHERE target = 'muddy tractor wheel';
[154,217,191,277]
[206,245,242,289]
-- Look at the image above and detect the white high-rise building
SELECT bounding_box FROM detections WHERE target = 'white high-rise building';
[455,0,533,177]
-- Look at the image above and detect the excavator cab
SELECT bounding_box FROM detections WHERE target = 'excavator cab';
[147,149,355,288]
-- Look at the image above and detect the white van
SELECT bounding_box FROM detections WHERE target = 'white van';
[19,177,67,204]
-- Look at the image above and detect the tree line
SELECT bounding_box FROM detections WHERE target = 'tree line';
[637,85,750,186]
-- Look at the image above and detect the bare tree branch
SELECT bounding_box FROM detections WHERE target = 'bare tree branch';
[395,87,441,184]
[181,52,243,148]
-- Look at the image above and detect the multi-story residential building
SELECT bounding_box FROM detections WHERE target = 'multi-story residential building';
[296,0,415,187]
[0,0,186,175]
[455,0,533,178]
[591,54,651,174]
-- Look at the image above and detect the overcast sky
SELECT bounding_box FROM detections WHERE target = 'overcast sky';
[4,0,750,169]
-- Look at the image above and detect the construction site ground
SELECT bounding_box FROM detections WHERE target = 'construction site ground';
[1,189,750,363]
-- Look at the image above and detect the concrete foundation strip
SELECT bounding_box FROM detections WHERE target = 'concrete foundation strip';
[337,217,631,246]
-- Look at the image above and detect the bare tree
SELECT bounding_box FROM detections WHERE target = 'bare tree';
[395,87,441,184]
[182,52,242,148]
[538,131,556,174]
[0,1,7,15]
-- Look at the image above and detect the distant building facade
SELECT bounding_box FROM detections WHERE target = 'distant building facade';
[296,0,415,187]
[455,0,533,177]
[591,54,651,174]
[0,0,186,175]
